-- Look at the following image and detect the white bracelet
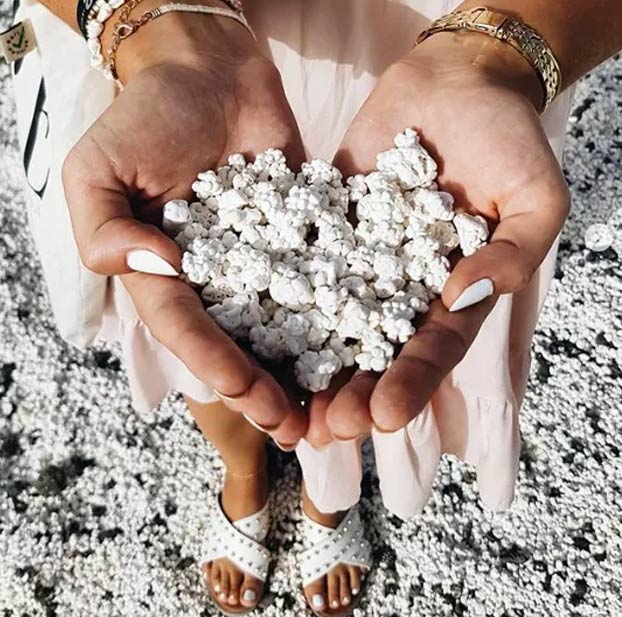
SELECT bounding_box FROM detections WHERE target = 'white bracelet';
[84,0,253,80]
[84,0,127,70]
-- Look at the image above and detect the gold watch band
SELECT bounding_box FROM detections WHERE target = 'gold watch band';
[416,6,562,112]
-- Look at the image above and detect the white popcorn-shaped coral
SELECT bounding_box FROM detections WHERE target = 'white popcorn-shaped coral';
[269,263,315,310]
[162,199,191,235]
[376,131,437,189]
[168,128,489,391]
[295,349,343,392]
[225,244,272,293]
[453,212,489,256]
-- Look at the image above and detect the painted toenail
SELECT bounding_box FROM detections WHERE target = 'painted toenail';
[228,595,237,604]
[312,594,325,609]
[330,600,340,608]
[242,589,257,603]
[214,584,220,593]
[342,596,351,605]
[219,592,227,601]
[352,587,359,595]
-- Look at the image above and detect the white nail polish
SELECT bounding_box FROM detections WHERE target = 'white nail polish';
[214,584,220,593]
[342,596,351,605]
[126,249,179,276]
[219,592,227,601]
[312,594,326,609]
[242,589,257,603]
[352,587,359,595]
[448,278,494,312]
[330,600,340,608]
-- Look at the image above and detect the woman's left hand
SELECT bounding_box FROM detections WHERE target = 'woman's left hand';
[305,32,570,447]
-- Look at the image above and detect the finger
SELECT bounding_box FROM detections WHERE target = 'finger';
[370,296,495,432]
[121,273,298,431]
[304,369,354,449]
[62,147,181,276]
[443,186,570,312]
[325,370,377,440]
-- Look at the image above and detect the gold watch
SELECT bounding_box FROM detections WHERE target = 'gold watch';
[416,6,562,112]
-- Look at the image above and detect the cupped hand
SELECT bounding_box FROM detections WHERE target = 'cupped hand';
[307,32,570,446]
[62,8,307,445]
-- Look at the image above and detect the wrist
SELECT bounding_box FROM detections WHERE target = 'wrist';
[100,0,260,84]
[408,31,544,111]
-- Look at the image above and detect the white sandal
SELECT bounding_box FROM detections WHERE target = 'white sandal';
[300,507,372,617]
[202,495,271,616]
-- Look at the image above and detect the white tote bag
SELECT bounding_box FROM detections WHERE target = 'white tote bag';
[9,0,114,347]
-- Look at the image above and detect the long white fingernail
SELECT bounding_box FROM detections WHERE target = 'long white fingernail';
[448,278,494,312]
[242,589,257,603]
[312,594,326,609]
[126,249,179,276]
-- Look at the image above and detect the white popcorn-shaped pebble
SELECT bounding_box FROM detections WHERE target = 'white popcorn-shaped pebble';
[347,174,368,202]
[377,135,437,189]
[225,244,272,293]
[269,264,315,310]
[356,329,395,372]
[411,188,455,222]
[295,349,343,392]
[336,298,381,340]
[162,199,191,236]
[207,292,264,338]
[453,212,489,256]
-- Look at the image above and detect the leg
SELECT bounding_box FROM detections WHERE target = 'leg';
[301,483,365,616]
[187,396,268,611]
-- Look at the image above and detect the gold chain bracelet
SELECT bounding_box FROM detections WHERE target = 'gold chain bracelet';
[104,1,256,85]
[416,6,562,112]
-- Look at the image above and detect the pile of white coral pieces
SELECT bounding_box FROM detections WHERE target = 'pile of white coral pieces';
[163,129,488,392]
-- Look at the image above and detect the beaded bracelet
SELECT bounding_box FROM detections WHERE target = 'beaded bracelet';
[77,0,248,76]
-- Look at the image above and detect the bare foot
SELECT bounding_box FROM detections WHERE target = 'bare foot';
[301,484,365,616]
[204,461,269,612]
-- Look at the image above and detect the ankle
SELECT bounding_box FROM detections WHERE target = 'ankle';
[224,452,267,480]
[302,484,347,529]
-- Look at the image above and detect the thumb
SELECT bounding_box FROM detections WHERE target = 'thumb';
[442,193,570,312]
[62,149,181,277]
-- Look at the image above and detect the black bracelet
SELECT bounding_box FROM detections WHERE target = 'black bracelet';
[77,0,99,39]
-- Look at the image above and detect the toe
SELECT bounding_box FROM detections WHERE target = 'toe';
[347,565,362,597]
[327,567,342,611]
[227,566,243,606]
[339,569,351,608]
[240,574,263,608]
[209,562,222,595]
[305,577,327,615]
[218,569,230,605]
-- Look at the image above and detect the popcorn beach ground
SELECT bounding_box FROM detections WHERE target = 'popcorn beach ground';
[165,129,489,391]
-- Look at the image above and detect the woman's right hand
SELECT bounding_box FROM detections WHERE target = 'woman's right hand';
[62,3,308,446]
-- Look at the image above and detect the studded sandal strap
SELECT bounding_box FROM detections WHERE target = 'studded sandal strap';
[202,496,271,583]
[300,507,372,588]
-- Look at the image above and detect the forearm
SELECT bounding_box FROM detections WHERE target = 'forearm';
[458,0,622,87]
[38,0,79,31]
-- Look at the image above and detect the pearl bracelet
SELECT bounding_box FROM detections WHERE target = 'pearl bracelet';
[80,0,249,80]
